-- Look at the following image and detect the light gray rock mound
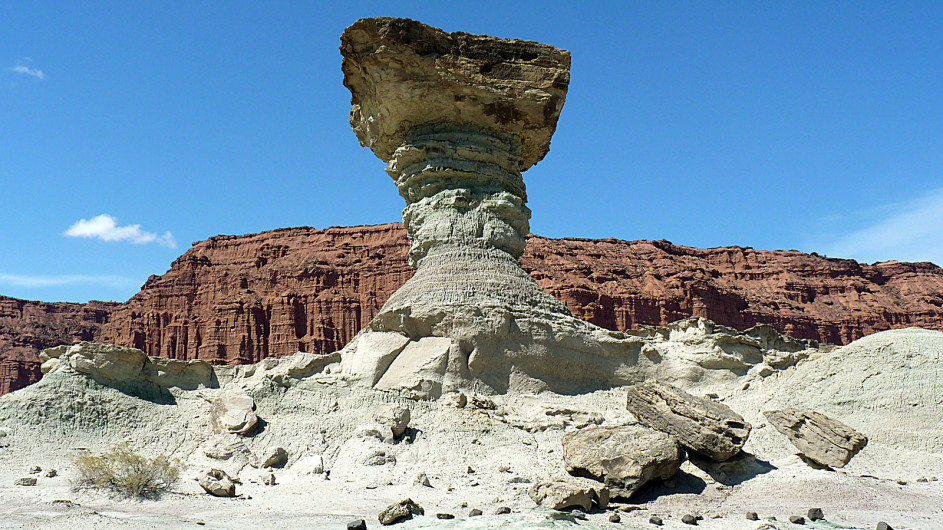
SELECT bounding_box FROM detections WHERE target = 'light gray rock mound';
[252,446,288,469]
[764,409,868,468]
[562,425,683,499]
[626,380,751,461]
[528,476,610,511]
[198,468,236,497]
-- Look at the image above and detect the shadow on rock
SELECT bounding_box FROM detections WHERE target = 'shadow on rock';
[688,451,776,487]
[629,470,707,503]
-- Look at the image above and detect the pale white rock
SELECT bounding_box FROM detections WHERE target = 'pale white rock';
[292,454,325,475]
[374,337,451,399]
[340,332,410,385]
[372,404,410,439]
[252,446,288,469]
[40,342,147,382]
[198,468,236,497]
[210,391,259,436]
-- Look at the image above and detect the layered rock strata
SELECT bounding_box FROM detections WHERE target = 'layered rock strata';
[4,224,943,396]
[339,18,646,394]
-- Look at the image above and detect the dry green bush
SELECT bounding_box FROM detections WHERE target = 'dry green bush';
[73,442,181,498]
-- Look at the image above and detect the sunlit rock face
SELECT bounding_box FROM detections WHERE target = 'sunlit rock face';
[339,17,642,396]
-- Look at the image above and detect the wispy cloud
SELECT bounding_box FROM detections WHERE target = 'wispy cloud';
[8,64,45,80]
[0,273,138,289]
[822,188,943,266]
[64,214,177,248]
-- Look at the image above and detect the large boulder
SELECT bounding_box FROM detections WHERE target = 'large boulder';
[764,409,868,468]
[210,391,259,436]
[528,476,610,511]
[626,381,751,461]
[39,342,146,382]
[198,468,236,497]
[373,403,411,439]
[562,425,683,499]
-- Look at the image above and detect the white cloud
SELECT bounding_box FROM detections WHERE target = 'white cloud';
[8,64,45,80]
[64,214,177,248]
[0,273,138,289]
[823,188,943,266]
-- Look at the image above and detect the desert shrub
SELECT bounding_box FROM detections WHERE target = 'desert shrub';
[72,442,181,498]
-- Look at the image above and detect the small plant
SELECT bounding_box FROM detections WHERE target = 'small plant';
[72,442,181,499]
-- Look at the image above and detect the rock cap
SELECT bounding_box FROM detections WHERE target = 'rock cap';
[340,17,570,170]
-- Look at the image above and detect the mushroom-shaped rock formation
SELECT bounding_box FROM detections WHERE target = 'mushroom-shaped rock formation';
[339,17,642,395]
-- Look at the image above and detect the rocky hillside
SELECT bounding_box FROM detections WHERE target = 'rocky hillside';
[0,296,116,395]
[2,222,942,395]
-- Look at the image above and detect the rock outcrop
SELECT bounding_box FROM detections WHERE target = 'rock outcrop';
[4,224,943,396]
[625,381,751,461]
[764,409,868,468]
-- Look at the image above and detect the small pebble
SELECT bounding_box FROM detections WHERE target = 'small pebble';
[436,513,454,520]
[916,477,928,483]
[789,515,805,524]
[876,523,893,530]
[498,465,511,473]
[45,469,58,478]
[609,512,621,523]
[460,502,467,508]
[14,477,37,486]
[29,466,41,474]
[346,520,367,530]
[746,511,759,520]
[682,514,697,525]
[494,507,511,515]
[649,515,664,526]
[469,508,483,517]
[196,523,205,527]
[808,507,824,521]
[896,479,907,485]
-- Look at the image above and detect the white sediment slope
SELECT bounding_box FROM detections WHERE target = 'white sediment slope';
[0,320,940,529]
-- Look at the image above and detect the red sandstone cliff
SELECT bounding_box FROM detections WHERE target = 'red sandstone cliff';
[0,296,116,395]
[2,222,942,395]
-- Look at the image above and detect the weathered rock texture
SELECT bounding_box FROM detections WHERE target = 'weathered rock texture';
[3,223,943,396]
[0,296,115,395]
[764,408,868,468]
[562,424,683,499]
[626,380,751,461]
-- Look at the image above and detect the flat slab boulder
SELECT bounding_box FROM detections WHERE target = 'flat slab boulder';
[626,381,751,461]
[562,425,682,499]
[528,476,610,511]
[764,409,867,468]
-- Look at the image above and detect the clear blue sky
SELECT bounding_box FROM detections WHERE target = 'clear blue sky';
[2,2,942,303]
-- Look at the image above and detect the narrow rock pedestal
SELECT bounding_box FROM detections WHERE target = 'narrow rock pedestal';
[338,17,643,396]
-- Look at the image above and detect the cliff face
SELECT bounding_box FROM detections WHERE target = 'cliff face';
[2,222,942,395]
[0,296,116,394]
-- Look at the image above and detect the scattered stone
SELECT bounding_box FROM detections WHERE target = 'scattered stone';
[528,476,609,511]
[498,465,511,473]
[292,454,325,475]
[896,479,907,485]
[626,381,751,461]
[14,477,37,486]
[917,477,928,482]
[807,507,824,521]
[210,391,259,436]
[373,404,410,439]
[252,446,288,468]
[413,473,431,487]
[764,409,867,468]
[789,515,805,524]
[746,511,759,520]
[464,465,475,474]
[469,509,483,517]
[609,512,621,523]
[51,500,77,508]
[198,469,236,497]
[494,506,511,515]
[876,522,893,530]
[682,514,698,525]
[508,476,530,484]
[378,498,423,525]
[45,469,57,478]
[562,424,683,499]
[347,519,367,530]
[649,515,664,526]
[441,392,467,408]
[29,466,41,474]
[262,473,276,486]
[436,513,454,520]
